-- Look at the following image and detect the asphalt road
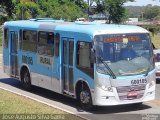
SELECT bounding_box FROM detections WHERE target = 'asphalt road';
[0,61,160,120]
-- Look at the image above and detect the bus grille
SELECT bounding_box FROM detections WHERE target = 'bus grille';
[116,85,146,100]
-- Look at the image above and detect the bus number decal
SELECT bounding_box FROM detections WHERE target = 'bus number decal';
[22,55,33,65]
[131,79,147,85]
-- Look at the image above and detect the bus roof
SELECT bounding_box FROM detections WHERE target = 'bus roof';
[4,20,149,36]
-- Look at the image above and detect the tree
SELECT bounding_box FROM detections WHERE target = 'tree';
[105,0,126,23]
[15,0,40,19]
[69,0,87,9]
[1,0,87,21]
[0,0,15,17]
[125,6,143,19]
[143,4,160,20]
[13,0,86,21]
[95,0,134,24]
[54,0,86,21]
[96,0,105,14]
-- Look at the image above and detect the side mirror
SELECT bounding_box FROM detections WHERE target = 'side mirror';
[155,53,160,62]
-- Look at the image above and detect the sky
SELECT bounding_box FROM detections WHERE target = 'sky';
[124,0,160,6]
[84,0,160,6]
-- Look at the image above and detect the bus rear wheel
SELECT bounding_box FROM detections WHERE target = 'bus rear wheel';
[78,84,93,111]
[21,69,31,91]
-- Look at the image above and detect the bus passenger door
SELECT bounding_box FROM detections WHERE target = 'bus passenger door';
[62,38,74,94]
[10,31,18,77]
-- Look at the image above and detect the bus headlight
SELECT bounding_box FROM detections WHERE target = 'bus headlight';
[148,81,155,88]
[99,85,113,92]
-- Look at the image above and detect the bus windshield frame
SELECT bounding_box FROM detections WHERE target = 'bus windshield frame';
[95,33,154,77]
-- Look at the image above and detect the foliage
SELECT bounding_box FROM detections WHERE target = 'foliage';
[0,29,2,53]
[95,0,134,24]
[0,0,87,21]
[105,0,126,23]
[126,5,160,21]
[69,0,88,9]
[0,0,15,17]
[1,0,160,23]
[151,33,160,49]
[95,0,105,14]
[141,24,160,36]
[0,16,8,25]
[0,0,15,24]
[15,0,40,19]
[36,0,85,21]
[143,5,160,20]
[125,6,143,19]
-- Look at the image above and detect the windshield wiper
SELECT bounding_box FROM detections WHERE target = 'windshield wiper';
[97,57,116,79]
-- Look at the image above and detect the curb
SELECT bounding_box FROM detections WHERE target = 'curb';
[0,87,89,120]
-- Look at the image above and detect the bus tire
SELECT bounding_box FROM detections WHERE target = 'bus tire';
[77,83,93,111]
[21,68,31,91]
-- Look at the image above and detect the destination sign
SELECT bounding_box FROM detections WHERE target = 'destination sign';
[104,36,140,43]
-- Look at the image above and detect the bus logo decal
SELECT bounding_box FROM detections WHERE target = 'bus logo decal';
[38,55,53,67]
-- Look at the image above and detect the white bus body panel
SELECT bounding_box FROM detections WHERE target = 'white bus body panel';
[31,72,61,94]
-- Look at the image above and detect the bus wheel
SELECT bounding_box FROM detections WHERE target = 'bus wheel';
[78,84,93,111]
[21,69,31,91]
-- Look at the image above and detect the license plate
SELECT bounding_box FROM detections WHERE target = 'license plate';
[127,91,138,98]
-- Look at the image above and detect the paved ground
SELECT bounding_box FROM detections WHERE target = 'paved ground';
[0,54,160,120]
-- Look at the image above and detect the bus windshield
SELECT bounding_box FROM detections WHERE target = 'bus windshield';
[95,33,154,77]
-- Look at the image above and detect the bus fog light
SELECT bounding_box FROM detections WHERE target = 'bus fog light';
[149,81,155,88]
[146,91,153,96]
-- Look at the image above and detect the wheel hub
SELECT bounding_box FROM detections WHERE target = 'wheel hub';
[80,91,90,104]
[24,73,29,83]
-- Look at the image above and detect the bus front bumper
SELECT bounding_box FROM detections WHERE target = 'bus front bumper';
[92,85,155,106]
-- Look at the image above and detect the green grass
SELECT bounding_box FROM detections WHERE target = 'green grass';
[151,33,160,49]
[0,89,83,120]
[0,46,2,54]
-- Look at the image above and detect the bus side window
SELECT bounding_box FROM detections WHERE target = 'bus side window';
[22,30,37,52]
[76,42,94,78]
[4,28,8,48]
[47,32,54,56]
[38,31,54,56]
[55,33,60,57]
[19,30,22,50]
